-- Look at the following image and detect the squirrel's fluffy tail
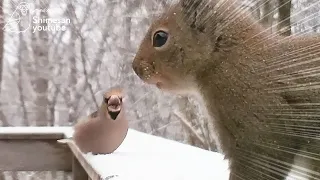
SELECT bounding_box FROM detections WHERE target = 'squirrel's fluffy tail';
[57,138,73,144]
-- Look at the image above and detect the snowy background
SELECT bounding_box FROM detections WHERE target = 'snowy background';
[0,0,319,179]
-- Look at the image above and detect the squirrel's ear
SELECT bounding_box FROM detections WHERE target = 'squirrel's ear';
[179,0,208,32]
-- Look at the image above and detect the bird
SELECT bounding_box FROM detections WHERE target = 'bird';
[58,87,129,154]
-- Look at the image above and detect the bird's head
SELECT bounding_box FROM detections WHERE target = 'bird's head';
[103,88,123,120]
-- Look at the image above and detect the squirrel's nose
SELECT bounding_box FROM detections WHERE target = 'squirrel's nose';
[132,58,143,78]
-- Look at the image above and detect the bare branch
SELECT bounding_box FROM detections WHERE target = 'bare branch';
[18,58,28,125]
[149,120,180,135]
[173,110,206,145]
[80,36,98,109]
[0,0,8,126]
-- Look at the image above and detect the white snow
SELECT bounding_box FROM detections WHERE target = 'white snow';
[0,126,72,135]
[0,127,229,180]
[84,129,230,180]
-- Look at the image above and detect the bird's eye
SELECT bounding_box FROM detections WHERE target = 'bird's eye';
[153,30,168,48]
[104,97,109,104]
[119,97,123,102]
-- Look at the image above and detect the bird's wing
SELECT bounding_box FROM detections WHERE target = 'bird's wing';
[74,112,97,127]
[58,111,100,144]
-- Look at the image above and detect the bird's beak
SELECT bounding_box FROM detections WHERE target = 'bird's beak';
[106,95,122,120]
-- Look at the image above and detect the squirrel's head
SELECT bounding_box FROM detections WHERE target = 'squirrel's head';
[132,0,233,95]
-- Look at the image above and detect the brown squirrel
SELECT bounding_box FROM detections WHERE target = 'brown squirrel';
[132,0,320,179]
[58,87,129,154]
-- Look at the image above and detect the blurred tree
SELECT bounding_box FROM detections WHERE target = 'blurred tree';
[176,96,213,150]
[278,0,292,36]
[0,0,8,127]
[65,2,79,125]
[31,0,50,126]
[17,23,28,126]
[261,0,274,32]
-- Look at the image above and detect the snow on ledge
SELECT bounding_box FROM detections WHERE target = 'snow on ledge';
[0,126,75,137]
[0,127,230,180]
[84,129,230,180]
[0,126,72,134]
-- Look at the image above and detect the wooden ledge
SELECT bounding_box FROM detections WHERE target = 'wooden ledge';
[0,127,73,171]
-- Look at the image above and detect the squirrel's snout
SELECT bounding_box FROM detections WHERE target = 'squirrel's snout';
[132,58,149,80]
[132,60,141,77]
[132,57,158,84]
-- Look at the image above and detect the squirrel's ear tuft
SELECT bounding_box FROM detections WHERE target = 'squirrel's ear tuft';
[179,0,208,32]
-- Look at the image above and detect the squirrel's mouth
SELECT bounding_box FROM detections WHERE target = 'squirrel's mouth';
[132,60,168,90]
[156,82,163,89]
[144,75,164,89]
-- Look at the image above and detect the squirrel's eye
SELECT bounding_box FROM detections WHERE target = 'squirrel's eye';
[153,30,168,48]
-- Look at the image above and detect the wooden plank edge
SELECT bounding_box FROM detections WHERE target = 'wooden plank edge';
[72,155,89,180]
[0,127,73,140]
[0,133,65,140]
[67,141,102,180]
